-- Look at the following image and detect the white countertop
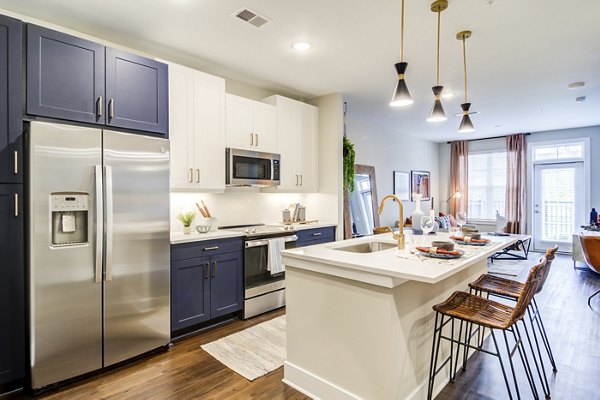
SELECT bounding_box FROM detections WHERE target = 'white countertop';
[276,221,337,231]
[170,229,244,244]
[282,232,517,287]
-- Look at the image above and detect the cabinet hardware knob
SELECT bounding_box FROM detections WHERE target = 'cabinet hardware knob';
[13,151,18,175]
[97,96,103,117]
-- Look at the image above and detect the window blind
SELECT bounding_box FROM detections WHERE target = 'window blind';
[468,151,507,220]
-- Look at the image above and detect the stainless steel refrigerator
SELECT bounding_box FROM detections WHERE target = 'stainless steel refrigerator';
[28,121,170,389]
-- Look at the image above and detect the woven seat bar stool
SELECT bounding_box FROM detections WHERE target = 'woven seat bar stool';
[427,257,548,400]
[468,246,559,398]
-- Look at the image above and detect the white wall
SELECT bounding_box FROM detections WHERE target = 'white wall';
[346,113,440,228]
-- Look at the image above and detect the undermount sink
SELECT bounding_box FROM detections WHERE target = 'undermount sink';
[333,241,396,253]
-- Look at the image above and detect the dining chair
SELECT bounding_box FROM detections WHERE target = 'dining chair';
[579,235,600,307]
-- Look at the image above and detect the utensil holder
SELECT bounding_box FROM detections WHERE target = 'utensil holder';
[202,217,218,231]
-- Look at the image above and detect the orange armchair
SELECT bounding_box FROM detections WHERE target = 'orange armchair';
[579,235,600,307]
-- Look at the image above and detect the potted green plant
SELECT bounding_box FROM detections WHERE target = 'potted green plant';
[177,210,196,234]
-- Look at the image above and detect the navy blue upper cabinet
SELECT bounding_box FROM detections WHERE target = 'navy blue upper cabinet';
[27,24,105,125]
[26,24,168,137]
[0,184,25,386]
[0,15,22,184]
[105,48,168,136]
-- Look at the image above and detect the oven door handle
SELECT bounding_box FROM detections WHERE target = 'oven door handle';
[245,235,298,248]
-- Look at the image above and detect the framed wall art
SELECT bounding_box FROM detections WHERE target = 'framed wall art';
[410,170,430,201]
[393,171,410,201]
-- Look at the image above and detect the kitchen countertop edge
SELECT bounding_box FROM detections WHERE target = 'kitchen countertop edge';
[170,230,244,244]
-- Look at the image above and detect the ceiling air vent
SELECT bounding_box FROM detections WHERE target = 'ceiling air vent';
[233,8,270,28]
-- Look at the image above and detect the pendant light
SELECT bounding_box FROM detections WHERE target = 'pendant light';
[457,30,475,133]
[427,0,448,122]
[390,0,413,106]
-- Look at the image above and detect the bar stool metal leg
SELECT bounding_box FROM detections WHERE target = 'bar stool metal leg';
[513,324,540,400]
[532,298,557,372]
[491,330,514,400]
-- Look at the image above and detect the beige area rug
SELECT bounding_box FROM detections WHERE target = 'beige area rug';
[487,253,541,276]
[201,315,286,381]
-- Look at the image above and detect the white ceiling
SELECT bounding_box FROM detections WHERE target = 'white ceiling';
[1,0,599,142]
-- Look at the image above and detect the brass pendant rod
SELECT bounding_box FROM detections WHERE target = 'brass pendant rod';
[462,37,467,103]
[436,10,441,85]
[400,0,405,61]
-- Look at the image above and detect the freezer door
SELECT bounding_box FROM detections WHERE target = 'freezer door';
[103,130,170,366]
[28,122,103,389]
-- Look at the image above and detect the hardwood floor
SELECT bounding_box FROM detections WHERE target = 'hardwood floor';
[8,253,600,399]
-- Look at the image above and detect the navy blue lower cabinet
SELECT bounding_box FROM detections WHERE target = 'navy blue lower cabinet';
[296,226,336,247]
[26,24,105,125]
[171,256,211,331]
[105,48,168,136]
[171,238,243,334]
[0,15,22,184]
[0,184,24,387]
[210,251,243,319]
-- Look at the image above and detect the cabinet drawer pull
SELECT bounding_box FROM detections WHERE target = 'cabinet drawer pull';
[312,232,322,236]
[188,168,193,183]
[108,98,114,118]
[255,133,259,147]
[250,133,254,147]
[196,169,200,183]
[13,151,18,175]
[212,261,217,278]
[203,246,219,251]
[204,264,209,279]
[296,175,299,186]
[299,174,303,186]
[97,96,103,117]
[14,193,18,217]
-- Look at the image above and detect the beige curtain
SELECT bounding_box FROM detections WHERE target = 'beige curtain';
[449,141,468,215]
[505,134,527,233]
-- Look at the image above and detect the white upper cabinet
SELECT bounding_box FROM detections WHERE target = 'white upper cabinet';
[263,95,318,192]
[225,94,276,153]
[168,62,225,191]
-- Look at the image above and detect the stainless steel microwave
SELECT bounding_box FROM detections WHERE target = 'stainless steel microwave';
[226,148,281,187]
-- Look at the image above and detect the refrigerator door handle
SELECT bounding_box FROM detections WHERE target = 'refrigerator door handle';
[95,165,104,284]
[105,165,114,281]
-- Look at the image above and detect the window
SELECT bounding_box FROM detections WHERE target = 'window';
[468,151,507,221]
[533,143,584,161]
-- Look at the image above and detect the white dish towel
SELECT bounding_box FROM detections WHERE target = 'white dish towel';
[267,238,286,275]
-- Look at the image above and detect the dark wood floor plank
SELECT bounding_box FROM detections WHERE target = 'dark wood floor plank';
[9,254,600,399]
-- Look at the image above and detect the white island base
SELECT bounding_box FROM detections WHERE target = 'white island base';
[282,233,516,400]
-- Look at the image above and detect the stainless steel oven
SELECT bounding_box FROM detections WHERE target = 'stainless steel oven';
[222,224,297,319]
[243,234,296,319]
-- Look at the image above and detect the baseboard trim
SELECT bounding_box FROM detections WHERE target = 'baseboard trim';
[283,361,361,400]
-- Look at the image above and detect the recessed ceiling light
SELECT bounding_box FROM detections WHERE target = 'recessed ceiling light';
[442,92,455,99]
[576,96,586,103]
[568,81,585,89]
[291,42,312,52]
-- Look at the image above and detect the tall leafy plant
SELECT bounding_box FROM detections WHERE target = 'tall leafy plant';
[343,137,355,192]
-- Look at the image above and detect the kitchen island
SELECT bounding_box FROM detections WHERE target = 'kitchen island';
[281,232,516,400]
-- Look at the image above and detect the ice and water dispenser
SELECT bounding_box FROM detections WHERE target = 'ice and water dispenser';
[50,193,89,246]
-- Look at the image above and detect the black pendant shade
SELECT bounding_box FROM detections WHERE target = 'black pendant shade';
[427,85,447,122]
[458,102,475,133]
[390,62,414,106]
